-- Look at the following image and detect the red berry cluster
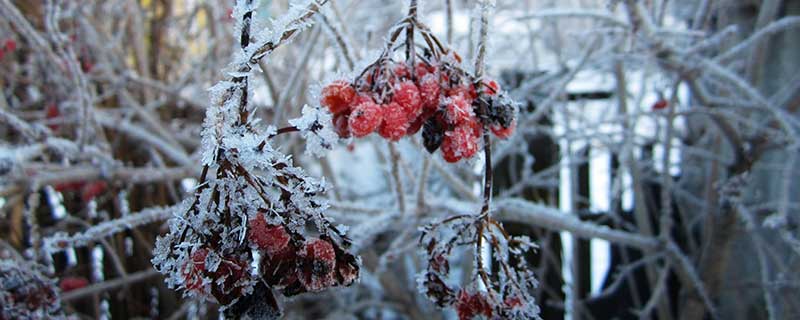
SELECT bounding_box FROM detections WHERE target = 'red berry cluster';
[320,57,517,163]
[175,213,359,307]
[419,215,540,319]
[248,214,359,296]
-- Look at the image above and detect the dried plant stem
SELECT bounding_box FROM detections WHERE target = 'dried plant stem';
[388,142,407,214]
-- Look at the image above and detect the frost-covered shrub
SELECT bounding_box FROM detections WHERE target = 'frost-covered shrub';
[0,260,65,320]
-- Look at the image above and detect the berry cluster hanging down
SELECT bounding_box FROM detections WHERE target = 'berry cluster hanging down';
[320,47,517,163]
[418,215,541,320]
[153,1,359,318]
[318,2,542,318]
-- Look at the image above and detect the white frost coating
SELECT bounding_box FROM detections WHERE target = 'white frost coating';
[289,104,338,157]
[250,0,319,58]
[43,206,175,254]
[0,259,65,319]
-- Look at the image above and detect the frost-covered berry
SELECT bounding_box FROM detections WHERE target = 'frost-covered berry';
[448,85,477,100]
[445,95,474,126]
[348,101,383,137]
[483,79,500,95]
[415,61,435,79]
[440,125,479,163]
[488,98,517,129]
[393,81,423,121]
[182,248,209,293]
[455,289,493,320]
[332,112,351,138]
[336,256,360,287]
[248,215,291,256]
[490,120,516,139]
[349,93,373,109]
[379,102,410,141]
[504,296,523,309]
[394,63,410,79]
[419,74,441,111]
[300,238,337,291]
[211,257,251,306]
[320,80,356,115]
[406,112,427,135]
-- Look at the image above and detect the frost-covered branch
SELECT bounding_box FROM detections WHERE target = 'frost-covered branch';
[43,206,174,254]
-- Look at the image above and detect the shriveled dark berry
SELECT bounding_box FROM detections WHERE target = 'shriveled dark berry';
[487,96,517,128]
[422,117,444,153]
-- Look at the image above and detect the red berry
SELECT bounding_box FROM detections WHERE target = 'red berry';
[419,74,441,112]
[248,214,291,256]
[321,80,356,115]
[332,112,351,138]
[4,39,16,52]
[379,102,410,141]
[652,99,668,110]
[305,238,335,262]
[349,93,373,109]
[448,85,477,100]
[490,120,516,139]
[348,101,383,137]
[504,296,523,308]
[59,277,89,292]
[211,257,250,305]
[393,81,423,121]
[183,248,209,293]
[300,238,336,291]
[441,125,479,163]
[80,57,93,73]
[483,79,500,95]
[444,95,474,125]
[45,103,60,131]
[394,63,410,79]
[406,108,435,135]
[81,181,107,202]
[415,62,435,79]
[455,289,493,320]
[191,248,208,268]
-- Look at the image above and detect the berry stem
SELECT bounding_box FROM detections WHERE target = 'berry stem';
[257,125,300,150]
[480,126,492,218]
[406,0,417,81]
